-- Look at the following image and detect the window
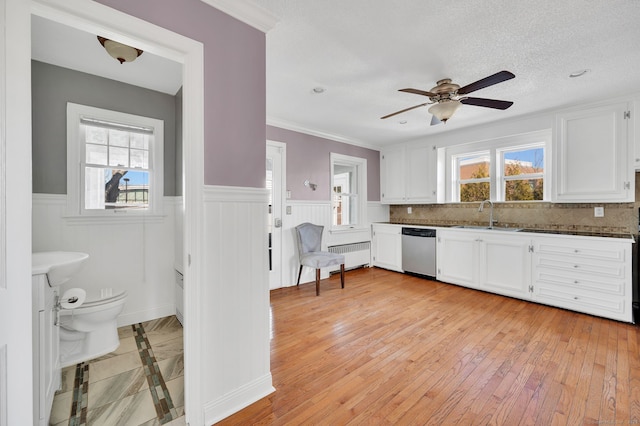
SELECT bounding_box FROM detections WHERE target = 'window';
[447,130,549,202]
[456,151,491,202]
[499,146,544,201]
[330,153,367,230]
[67,103,164,217]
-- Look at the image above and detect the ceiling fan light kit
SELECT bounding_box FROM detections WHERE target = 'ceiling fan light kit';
[382,70,515,124]
[97,36,143,64]
[428,99,461,123]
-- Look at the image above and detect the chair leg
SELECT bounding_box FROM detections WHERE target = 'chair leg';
[340,264,345,289]
[297,265,303,286]
[315,269,321,296]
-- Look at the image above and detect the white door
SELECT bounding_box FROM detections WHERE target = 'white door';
[267,142,285,289]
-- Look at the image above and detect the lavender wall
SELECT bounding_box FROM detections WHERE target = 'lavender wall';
[96,0,266,189]
[267,126,381,202]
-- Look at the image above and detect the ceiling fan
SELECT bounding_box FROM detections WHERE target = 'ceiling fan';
[381,70,515,125]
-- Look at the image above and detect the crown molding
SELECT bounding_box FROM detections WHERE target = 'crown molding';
[266,116,381,151]
[200,0,279,33]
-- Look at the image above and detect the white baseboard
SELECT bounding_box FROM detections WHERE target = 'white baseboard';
[116,303,175,327]
[204,373,275,424]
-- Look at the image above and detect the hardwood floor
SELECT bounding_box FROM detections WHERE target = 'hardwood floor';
[217,267,640,425]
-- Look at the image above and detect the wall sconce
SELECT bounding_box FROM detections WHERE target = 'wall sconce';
[304,179,317,191]
[97,36,143,64]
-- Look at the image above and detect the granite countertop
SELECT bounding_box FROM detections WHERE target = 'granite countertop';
[382,222,635,240]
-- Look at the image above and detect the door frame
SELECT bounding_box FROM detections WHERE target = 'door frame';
[26,1,205,424]
[267,140,286,289]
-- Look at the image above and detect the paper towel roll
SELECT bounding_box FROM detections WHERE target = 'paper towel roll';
[60,288,86,309]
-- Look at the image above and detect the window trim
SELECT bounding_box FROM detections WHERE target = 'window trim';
[445,130,551,203]
[66,102,164,219]
[330,153,367,232]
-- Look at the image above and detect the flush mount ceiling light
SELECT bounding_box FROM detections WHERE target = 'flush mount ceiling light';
[97,36,143,64]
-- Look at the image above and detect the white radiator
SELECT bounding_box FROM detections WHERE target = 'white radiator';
[328,241,370,272]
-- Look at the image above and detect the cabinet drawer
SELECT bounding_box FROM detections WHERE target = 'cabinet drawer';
[534,255,626,280]
[535,241,625,262]
[535,282,628,319]
[534,270,625,296]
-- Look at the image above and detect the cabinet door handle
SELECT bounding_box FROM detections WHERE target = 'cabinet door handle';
[574,265,579,268]
[574,249,579,253]
[574,296,579,300]
[574,280,579,284]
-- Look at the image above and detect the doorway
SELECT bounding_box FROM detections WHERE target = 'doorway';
[267,141,286,290]
[26,2,205,425]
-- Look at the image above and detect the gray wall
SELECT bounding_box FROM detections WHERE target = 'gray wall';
[266,125,381,202]
[31,60,179,195]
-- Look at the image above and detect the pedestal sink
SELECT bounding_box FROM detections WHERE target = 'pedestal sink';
[32,251,89,286]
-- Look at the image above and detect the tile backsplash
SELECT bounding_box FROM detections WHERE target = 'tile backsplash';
[389,173,640,235]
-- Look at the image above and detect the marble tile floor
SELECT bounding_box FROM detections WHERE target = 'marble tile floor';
[50,315,185,426]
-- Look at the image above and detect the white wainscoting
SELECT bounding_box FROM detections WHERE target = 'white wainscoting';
[280,201,389,288]
[32,194,180,326]
[201,185,274,424]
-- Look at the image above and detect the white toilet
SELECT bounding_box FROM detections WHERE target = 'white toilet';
[58,288,128,368]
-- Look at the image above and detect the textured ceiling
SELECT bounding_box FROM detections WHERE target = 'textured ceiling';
[252,0,640,147]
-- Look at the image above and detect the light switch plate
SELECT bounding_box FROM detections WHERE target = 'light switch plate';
[594,206,604,217]
[286,190,291,199]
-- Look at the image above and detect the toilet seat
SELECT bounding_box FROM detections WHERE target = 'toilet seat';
[69,289,127,309]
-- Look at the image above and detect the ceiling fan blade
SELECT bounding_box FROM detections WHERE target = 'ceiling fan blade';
[399,88,437,97]
[430,115,442,126]
[457,70,515,95]
[460,97,514,110]
[380,103,429,119]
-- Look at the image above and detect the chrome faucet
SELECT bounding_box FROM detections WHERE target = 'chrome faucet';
[478,199,496,228]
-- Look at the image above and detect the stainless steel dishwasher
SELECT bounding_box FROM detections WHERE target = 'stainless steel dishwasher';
[401,227,437,277]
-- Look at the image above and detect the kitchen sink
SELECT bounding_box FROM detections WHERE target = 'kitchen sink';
[453,225,522,232]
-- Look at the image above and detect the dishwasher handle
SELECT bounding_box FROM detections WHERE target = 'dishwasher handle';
[401,227,437,238]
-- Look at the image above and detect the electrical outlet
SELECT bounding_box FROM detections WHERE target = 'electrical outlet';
[286,206,292,215]
[594,206,604,217]
[407,206,412,214]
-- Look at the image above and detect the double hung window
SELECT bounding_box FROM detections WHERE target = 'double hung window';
[448,130,549,202]
[330,153,367,230]
[67,103,164,217]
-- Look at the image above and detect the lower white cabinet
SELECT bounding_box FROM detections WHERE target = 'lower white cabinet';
[371,224,403,272]
[437,229,632,322]
[532,236,631,322]
[478,233,532,300]
[32,274,60,426]
[436,230,478,288]
[437,229,531,299]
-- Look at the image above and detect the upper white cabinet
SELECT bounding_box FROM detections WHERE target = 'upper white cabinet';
[553,101,634,202]
[380,143,437,204]
[634,100,640,170]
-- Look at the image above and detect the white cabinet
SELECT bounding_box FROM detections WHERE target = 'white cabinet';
[32,274,60,426]
[532,236,631,323]
[478,233,531,299]
[380,143,437,204]
[437,229,531,299]
[437,228,632,322]
[371,224,403,272]
[634,100,640,170]
[554,101,633,202]
[436,230,478,288]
